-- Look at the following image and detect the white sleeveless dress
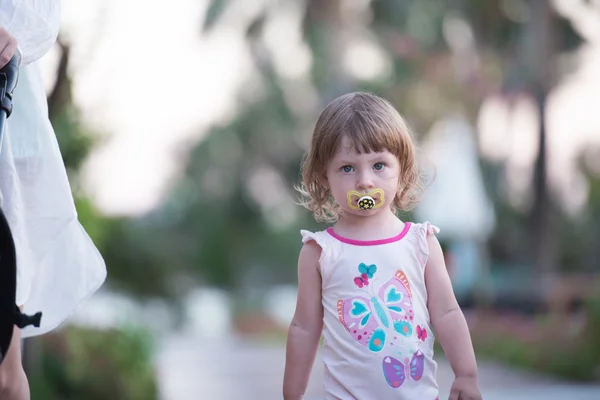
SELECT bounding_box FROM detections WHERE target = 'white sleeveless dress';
[301,222,440,399]
[0,1,106,338]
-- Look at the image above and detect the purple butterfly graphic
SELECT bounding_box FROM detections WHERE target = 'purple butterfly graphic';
[382,350,425,388]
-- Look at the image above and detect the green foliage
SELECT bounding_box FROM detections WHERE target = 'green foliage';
[47,42,171,299]
[440,318,599,382]
[52,0,597,299]
[475,325,600,382]
[96,217,182,300]
[30,326,158,400]
[74,195,112,249]
[51,105,102,182]
[201,0,229,33]
[582,291,600,366]
[145,0,595,293]
[472,293,600,382]
[152,105,316,288]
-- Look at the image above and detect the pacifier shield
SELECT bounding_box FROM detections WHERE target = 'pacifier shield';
[346,188,385,211]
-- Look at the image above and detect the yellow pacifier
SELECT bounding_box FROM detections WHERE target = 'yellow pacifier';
[346,189,385,211]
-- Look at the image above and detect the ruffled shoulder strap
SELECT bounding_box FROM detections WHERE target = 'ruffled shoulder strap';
[410,221,440,268]
[300,229,337,269]
[300,229,325,245]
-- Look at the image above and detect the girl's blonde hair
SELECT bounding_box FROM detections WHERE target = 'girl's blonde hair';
[297,91,423,223]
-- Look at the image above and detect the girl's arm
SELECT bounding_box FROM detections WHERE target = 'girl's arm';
[283,240,324,400]
[0,0,61,65]
[424,234,482,399]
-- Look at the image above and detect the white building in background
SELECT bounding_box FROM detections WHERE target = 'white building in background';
[183,288,233,338]
[416,115,496,241]
[263,284,298,329]
[415,115,496,302]
[66,286,234,341]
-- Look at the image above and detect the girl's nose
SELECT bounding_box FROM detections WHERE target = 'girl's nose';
[356,172,375,190]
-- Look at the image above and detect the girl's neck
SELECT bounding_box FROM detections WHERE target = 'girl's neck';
[332,208,405,241]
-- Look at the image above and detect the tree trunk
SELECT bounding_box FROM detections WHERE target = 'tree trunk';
[526,0,557,309]
[305,0,356,102]
[47,36,71,121]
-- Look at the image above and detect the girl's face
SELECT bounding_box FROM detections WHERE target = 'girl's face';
[324,136,400,218]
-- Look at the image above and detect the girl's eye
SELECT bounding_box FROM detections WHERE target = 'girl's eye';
[342,165,354,173]
[373,162,385,171]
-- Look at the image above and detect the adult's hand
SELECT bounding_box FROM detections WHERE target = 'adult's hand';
[0,26,17,69]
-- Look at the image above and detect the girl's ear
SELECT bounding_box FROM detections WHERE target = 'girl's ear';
[321,173,329,189]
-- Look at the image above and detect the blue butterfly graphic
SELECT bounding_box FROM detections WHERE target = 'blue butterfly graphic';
[358,263,377,278]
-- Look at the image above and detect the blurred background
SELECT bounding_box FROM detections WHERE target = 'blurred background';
[22,0,600,398]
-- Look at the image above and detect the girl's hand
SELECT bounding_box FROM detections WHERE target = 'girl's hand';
[449,375,482,400]
[0,26,18,68]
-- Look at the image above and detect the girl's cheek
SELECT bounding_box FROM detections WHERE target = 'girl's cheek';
[387,168,401,179]
[379,170,396,181]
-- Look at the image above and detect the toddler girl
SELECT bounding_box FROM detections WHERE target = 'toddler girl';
[283,92,481,400]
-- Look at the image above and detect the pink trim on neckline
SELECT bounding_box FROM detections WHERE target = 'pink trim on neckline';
[326,222,412,246]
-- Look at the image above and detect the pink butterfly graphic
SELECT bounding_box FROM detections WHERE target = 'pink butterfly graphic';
[417,325,427,342]
[353,273,369,288]
[337,270,414,353]
[382,350,425,388]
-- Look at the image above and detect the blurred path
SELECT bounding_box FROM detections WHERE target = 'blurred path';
[156,333,600,400]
